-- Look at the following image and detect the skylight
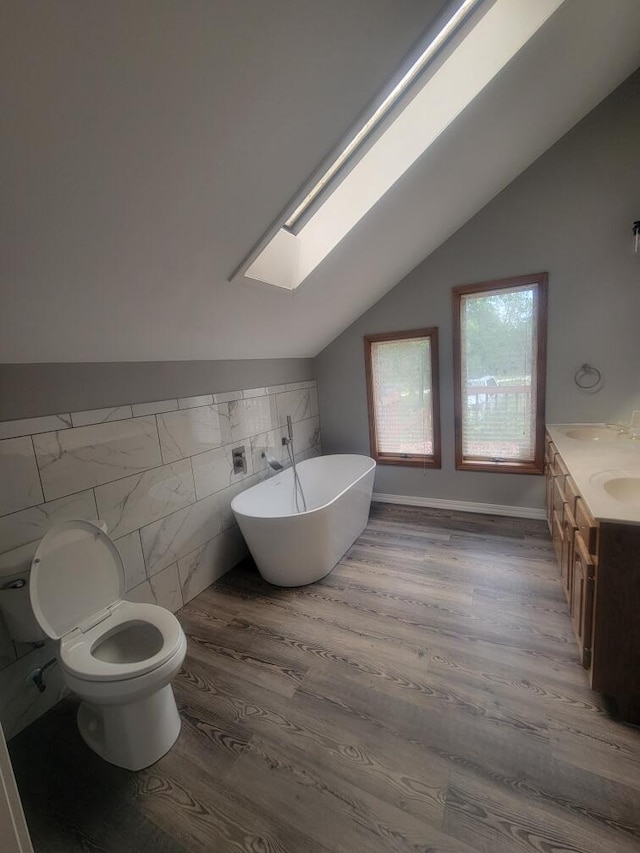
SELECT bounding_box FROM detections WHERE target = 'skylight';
[284,0,483,233]
[234,0,565,292]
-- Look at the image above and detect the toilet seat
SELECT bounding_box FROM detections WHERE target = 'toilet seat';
[30,519,184,683]
[60,599,184,682]
[30,518,127,640]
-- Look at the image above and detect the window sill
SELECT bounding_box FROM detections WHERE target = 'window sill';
[375,454,441,469]
[456,459,544,475]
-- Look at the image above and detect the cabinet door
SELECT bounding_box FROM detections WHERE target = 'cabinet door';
[561,506,577,604]
[552,510,563,567]
[575,497,598,556]
[552,477,565,520]
[545,464,554,534]
[571,533,595,669]
[565,476,580,517]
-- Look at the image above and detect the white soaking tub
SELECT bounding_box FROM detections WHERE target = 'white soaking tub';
[231,454,375,587]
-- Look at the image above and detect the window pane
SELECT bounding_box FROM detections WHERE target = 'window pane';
[460,284,537,461]
[371,337,433,456]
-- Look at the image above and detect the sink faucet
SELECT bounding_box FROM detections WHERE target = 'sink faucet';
[606,423,640,440]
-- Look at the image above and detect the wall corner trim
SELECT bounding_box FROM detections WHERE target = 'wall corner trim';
[372,492,545,520]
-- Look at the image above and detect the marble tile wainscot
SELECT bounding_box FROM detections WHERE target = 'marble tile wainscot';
[0,380,320,738]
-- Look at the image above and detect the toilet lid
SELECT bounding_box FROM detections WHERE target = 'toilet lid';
[30,519,125,640]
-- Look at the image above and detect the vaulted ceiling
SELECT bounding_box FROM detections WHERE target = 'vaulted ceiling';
[2,0,640,363]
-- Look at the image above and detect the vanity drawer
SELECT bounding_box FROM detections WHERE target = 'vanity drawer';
[564,475,580,515]
[547,454,560,479]
[555,453,569,479]
[575,497,598,556]
[545,437,557,466]
[552,477,566,518]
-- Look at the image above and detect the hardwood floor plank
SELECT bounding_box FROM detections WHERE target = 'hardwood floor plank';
[135,749,331,853]
[298,662,553,784]
[180,612,308,698]
[443,769,639,853]
[426,646,604,715]
[367,504,543,540]
[225,736,472,853]
[549,715,640,792]
[178,645,455,831]
[173,698,251,775]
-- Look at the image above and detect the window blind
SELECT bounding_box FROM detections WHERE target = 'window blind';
[371,337,434,457]
[460,284,537,462]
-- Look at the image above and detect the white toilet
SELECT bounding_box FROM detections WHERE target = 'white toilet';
[7,519,187,771]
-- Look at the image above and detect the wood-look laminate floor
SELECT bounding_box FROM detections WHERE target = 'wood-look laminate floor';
[9,504,640,853]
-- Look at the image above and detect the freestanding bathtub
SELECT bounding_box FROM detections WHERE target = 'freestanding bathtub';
[231,454,376,587]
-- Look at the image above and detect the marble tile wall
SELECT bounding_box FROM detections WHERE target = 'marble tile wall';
[0,380,320,738]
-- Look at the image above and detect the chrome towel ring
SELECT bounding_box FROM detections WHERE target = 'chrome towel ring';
[574,363,602,390]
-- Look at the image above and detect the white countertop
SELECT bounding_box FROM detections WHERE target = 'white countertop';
[547,424,640,526]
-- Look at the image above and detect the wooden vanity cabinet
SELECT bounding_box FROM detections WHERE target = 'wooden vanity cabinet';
[570,532,595,668]
[593,524,640,722]
[575,497,598,555]
[551,510,563,567]
[545,467,554,534]
[544,437,555,533]
[564,475,580,514]
[552,477,565,520]
[561,504,577,602]
[545,429,640,723]
[547,440,575,605]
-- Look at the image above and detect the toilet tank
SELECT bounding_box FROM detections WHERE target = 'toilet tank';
[0,541,47,643]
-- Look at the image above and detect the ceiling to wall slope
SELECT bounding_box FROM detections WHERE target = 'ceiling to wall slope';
[1,0,639,362]
[0,0,443,363]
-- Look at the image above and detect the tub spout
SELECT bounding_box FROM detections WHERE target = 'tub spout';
[262,451,284,471]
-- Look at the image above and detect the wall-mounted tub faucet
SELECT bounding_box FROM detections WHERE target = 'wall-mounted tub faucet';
[262,451,284,471]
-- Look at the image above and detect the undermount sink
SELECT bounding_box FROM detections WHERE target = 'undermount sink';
[564,426,620,442]
[603,477,640,504]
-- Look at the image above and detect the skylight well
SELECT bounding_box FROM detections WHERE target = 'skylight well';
[283,0,483,234]
[233,0,565,292]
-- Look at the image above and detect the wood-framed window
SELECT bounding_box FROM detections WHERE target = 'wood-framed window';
[452,273,548,474]
[364,327,441,468]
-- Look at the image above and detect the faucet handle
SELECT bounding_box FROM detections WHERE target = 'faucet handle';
[605,423,629,434]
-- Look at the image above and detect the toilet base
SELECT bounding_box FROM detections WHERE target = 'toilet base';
[77,684,182,771]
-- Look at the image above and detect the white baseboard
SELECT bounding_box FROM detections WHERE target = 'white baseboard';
[372,492,546,520]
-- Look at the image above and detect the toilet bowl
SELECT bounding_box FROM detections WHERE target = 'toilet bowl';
[28,519,187,771]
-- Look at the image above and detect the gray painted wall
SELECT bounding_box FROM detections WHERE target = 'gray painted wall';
[315,70,640,511]
[0,359,313,420]
[0,0,442,363]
